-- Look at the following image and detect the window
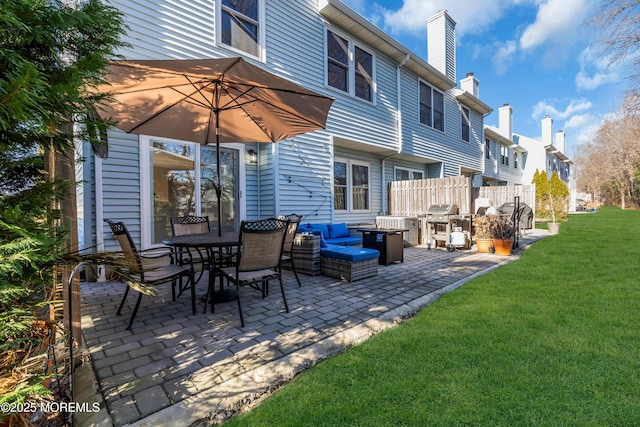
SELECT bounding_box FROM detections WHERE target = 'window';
[461,106,470,142]
[514,152,518,169]
[219,0,261,58]
[146,140,240,245]
[501,145,509,166]
[395,167,424,181]
[485,138,491,159]
[334,159,370,211]
[419,81,444,131]
[327,30,374,102]
[354,47,373,101]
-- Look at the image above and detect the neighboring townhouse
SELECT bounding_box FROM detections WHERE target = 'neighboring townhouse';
[515,115,572,186]
[480,104,525,186]
[77,0,492,252]
[479,104,572,188]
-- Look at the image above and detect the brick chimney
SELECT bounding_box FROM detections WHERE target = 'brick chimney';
[541,115,553,146]
[460,72,479,97]
[427,10,456,81]
[498,103,512,140]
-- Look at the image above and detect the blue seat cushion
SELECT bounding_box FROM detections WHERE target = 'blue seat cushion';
[308,223,330,239]
[321,245,379,262]
[328,222,351,239]
[325,237,362,246]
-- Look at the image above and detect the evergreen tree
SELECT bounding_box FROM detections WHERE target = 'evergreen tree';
[0,0,125,412]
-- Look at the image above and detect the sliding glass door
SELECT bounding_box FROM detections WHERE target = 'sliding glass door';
[148,139,240,245]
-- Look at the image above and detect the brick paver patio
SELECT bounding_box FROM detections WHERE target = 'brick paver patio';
[76,231,548,426]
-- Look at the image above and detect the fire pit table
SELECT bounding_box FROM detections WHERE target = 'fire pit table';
[357,228,408,265]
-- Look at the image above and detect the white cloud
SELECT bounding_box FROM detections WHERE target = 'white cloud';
[562,113,596,130]
[575,46,621,90]
[575,71,619,91]
[532,98,593,121]
[519,0,590,51]
[492,40,517,75]
[383,0,514,37]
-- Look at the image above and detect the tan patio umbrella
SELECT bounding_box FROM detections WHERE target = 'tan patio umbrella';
[95,57,334,235]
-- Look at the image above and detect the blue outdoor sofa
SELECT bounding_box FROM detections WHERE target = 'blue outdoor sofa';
[297,222,362,246]
[297,222,379,281]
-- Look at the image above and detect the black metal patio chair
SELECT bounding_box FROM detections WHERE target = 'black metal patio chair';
[279,213,303,287]
[104,219,195,330]
[215,218,290,327]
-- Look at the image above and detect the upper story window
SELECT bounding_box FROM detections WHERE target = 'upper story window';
[485,138,491,159]
[419,81,444,131]
[219,0,262,58]
[395,167,424,181]
[327,30,374,102]
[461,106,470,142]
[514,152,518,169]
[501,145,509,166]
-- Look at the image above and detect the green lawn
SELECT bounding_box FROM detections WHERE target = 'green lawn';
[224,207,640,426]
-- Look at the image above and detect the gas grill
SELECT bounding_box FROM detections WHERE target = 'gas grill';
[424,204,471,250]
[426,204,459,223]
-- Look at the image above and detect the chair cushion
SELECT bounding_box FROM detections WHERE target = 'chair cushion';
[325,237,362,246]
[328,222,351,239]
[308,223,330,239]
[320,245,379,262]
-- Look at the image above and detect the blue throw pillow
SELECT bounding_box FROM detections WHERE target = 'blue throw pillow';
[328,222,351,239]
[308,223,330,239]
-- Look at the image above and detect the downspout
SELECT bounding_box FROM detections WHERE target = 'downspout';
[95,154,104,252]
[382,54,411,215]
[256,144,261,219]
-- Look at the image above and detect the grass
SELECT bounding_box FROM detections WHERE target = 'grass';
[224,207,640,426]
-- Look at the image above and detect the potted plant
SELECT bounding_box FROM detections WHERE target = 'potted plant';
[492,215,515,256]
[473,214,498,253]
[533,170,569,235]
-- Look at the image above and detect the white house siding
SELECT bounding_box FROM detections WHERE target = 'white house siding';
[515,133,570,186]
[276,133,333,223]
[99,131,142,252]
[111,0,218,60]
[483,130,523,186]
[399,72,484,177]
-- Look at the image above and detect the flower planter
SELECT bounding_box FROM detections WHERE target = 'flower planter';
[475,238,494,253]
[547,222,560,235]
[492,238,514,256]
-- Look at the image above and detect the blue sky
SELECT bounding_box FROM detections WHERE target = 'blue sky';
[341,0,630,157]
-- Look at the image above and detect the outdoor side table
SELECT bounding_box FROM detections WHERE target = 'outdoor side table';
[292,233,321,275]
[358,228,408,266]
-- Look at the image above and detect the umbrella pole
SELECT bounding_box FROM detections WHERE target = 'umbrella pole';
[216,120,222,237]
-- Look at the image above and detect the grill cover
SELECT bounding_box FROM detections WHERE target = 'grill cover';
[499,202,533,229]
[426,204,459,222]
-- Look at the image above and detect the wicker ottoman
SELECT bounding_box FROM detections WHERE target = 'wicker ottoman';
[320,246,379,282]
[292,233,321,276]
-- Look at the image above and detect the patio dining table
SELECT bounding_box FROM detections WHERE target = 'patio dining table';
[162,232,239,306]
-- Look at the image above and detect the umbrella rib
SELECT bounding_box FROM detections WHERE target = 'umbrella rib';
[242,88,329,128]
[126,81,221,134]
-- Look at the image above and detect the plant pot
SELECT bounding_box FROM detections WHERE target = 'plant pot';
[475,238,494,253]
[492,238,514,256]
[547,222,560,235]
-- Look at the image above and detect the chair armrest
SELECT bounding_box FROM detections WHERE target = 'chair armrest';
[207,249,238,268]
[139,247,193,266]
